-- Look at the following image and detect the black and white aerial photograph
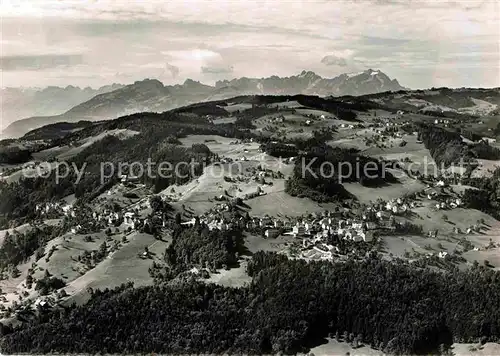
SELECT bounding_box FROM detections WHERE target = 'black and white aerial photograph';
[0,0,499,355]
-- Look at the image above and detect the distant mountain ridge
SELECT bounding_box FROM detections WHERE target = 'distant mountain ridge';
[0,84,124,129]
[2,69,404,137]
[215,69,404,96]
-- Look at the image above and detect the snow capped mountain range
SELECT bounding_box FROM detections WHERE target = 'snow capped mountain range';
[215,69,405,96]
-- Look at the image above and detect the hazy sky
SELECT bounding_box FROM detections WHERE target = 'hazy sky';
[1,0,499,89]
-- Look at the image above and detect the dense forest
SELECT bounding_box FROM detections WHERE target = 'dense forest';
[470,140,500,160]
[260,141,299,158]
[462,168,500,219]
[0,147,32,165]
[418,124,500,166]
[165,225,245,273]
[172,102,231,117]
[21,120,94,141]
[0,224,64,271]
[495,122,500,136]
[417,124,471,166]
[2,252,499,355]
[286,145,396,202]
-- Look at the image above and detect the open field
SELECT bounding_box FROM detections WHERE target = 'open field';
[1,129,140,184]
[222,102,253,113]
[0,228,169,308]
[175,135,323,215]
[364,133,425,155]
[458,98,498,116]
[244,232,295,254]
[329,136,368,150]
[247,108,356,140]
[0,178,162,311]
[204,260,251,288]
[162,163,281,212]
[246,185,337,216]
[0,255,38,307]
[308,337,383,356]
[30,145,70,161]
[179,134,261,159]
[3,161,59,183]
[268,100,304,109]
[63,232,169,305]
[94,183,151,214]
[343,170,426,204]
[212,116,237,124]
[406,203,499,236]
[379,199,500,269]
[451,343,500,356]
[471,158,500,178]
[380,231,500,269]
[163,165,334,217]
[295,108,335,117]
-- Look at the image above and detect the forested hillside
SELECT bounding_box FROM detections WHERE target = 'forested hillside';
[0,111,254,228]
[2,252,499,355]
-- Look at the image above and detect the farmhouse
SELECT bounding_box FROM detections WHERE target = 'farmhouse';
[482,137,497,144]
[181,218,196,227]
[265,229,280,239]
[293,225,306,237]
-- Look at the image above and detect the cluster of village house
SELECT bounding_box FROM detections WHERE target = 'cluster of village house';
[35,169,466,238]
[35,202,74,217]
[369,197,416,217]
[429,194,463,211]
[359,119,419,146]
[452,225,483,236]
[35,196,158,234]
[179,208,377,244]
[30,191,487,266]
[266,113,330,127]
[434,119,451,127]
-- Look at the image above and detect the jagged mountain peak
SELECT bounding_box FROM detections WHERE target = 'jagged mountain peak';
[298,70,322,79]
[132,78,164,90]
[181,79,212,89]
[183,78,200,85]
